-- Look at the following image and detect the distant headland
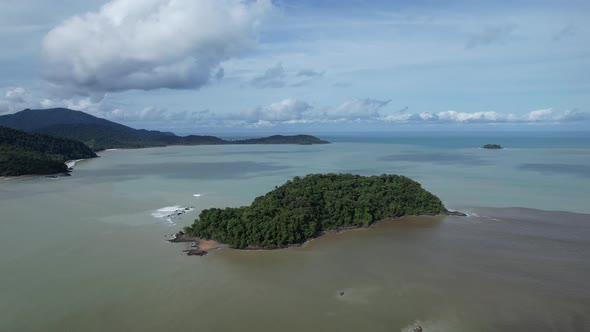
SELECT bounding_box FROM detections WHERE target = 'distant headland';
[0,126,97,177]
[174,174,465,255]
[0,108,329,176]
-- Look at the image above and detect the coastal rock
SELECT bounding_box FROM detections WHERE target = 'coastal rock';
[441,210,467,217]
[183,248,208,256]
[168,231,199,243]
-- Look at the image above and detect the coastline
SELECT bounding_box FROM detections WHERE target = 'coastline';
[168,233,226,256]
[1,157,90,180]
[170,210,466,256]
[65,158,87,169]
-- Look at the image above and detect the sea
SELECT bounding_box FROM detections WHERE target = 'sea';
[0,131,589,332]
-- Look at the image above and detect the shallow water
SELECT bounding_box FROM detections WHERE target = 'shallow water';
[1,133,589,331]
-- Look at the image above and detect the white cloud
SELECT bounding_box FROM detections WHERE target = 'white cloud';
[325,98,390,119]
[0,87,42,114]
[437,110,505,123]
[1,87,588,129]
[4,87,26,103]
[526,108,554,122]
[42,0,273,94]
[381,108,590,125]
[251,98,312,121]
[559,109,590,122]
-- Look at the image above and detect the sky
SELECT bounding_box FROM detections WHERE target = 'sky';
[0,0,588,133]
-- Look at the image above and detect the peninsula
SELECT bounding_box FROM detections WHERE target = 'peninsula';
[0,126,97,176]
[0,108,329,151]
[0,108,329,176]
[179,173,464,254]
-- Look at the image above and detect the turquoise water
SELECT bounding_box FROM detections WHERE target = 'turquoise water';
[0,132,589,331]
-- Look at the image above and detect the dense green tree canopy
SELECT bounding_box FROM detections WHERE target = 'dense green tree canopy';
[0,126,97,176]
[185,174,447,248]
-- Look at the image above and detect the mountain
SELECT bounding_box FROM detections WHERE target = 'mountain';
[0,108,329,151]
[0,126,97,176]
[0,108,223,151]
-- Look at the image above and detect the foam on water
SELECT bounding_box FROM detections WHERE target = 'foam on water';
[401,320,455,332]
[151,205,195,225]
[65,159,84,168]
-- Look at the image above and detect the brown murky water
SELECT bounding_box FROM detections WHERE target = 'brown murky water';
[1,142,589,331]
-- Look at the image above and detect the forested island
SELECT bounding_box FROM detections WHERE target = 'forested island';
[482,144,503,149]
[180,174,463,252]
[0,108,329,151]
[0,126,97,176]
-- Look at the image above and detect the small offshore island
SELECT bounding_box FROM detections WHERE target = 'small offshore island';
[173,174,465,255]
[482,144,503,149]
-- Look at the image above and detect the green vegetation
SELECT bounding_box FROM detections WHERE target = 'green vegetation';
[233,135,329,145]
[482,144,503,149]
[0,126,97,176]
[0,108,329,151]
[184,174,447,248]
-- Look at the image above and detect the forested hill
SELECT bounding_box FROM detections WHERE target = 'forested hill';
[184,174,450,249]
[0,108,329,151]
[232,135,329,145]
[0,126,97,176]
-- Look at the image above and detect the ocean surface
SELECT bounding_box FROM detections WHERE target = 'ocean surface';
[0,132,589,331]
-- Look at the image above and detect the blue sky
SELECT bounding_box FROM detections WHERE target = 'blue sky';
[0,0,588,133]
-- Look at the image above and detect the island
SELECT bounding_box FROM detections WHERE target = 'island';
[0,126,97,176]
[177,173,465,254]
[482,144,503,149]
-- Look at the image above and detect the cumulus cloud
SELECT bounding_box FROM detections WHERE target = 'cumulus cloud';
[250,62,286,88]
[466,24,516,49]
[42,0,273,94]
[382,108,590,124]
[327,98,390,119]
[2,87,588,129]
[225,97,388,127]
[249,98,312,121]
[4,87,26,103]
[0,87,42,114]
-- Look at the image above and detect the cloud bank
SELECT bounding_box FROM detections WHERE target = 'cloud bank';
[42,0,273,94]
[1,88,587,129]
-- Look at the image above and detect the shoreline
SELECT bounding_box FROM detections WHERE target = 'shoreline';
[167,233,226,256]
[170,210,466,256]
[2,157,95,180]
[65,158,87,169]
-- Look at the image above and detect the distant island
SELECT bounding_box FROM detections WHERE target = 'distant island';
[0,126,97,176]
[176,174,465,255]
[482,144,503,149]
[0,108,329,151]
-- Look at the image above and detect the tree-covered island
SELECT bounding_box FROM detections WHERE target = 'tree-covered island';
[181,174,464,251]
[482,144,503,149]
